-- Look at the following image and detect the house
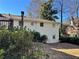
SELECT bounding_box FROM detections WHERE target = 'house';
[0,14,60,43]
[64,17,79,37]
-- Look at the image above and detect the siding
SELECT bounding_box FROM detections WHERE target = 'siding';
[14,20,60,43]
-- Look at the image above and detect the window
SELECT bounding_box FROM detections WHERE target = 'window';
[53,35,55,39]
[40,22,44,27]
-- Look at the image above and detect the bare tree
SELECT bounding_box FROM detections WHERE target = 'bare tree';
[69,0,74,18]
[28,0,43,18]
[69,0,79,18]
[59,0,63,29]
[53,0,64,30]
[75,0,79,18]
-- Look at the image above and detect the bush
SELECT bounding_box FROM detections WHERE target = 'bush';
[2,29,34,59]
[32,31,41,42]
[60,37,79,45]
[0,29,12,50]
[31,31,48,43]
[40,35,47,43]
[0,28,44,59]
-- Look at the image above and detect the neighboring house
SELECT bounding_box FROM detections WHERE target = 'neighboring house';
[0,14,60,43]
[64,17,79,37]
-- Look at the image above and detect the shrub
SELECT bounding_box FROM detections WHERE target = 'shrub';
[60,36,79,45]
[0,28,44,59]
[3,29,34,59]
[31,31,48,43]
[40,35,47,43]
[32,31,41,42]
[0,29,11,50]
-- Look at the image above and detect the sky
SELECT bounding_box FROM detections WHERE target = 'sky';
[0,0,30,16]
[0,0,79,22]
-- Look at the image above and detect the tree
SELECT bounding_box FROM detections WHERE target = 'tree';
[69,0,79,18]
[75,0,79,18]
[58,0,64,34]
[40,0,58,21]
[54,0,64,31]
[53,0,69,36]
[28,0,43,18]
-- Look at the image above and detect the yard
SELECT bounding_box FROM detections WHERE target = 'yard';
[42,43,79,59]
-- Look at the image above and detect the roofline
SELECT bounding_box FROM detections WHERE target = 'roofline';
[1,14,60,24]
[14,18,60,24]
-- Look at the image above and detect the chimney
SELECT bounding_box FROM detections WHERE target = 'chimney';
[21,11,24,28]
[9,13,10,16]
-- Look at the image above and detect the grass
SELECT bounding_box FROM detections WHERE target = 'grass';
[52,48,79,57]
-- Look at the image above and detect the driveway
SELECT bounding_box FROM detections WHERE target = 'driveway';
[42,43,79,59]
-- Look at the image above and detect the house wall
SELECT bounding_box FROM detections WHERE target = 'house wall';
[13,20,59,43]
[13,20,19,27]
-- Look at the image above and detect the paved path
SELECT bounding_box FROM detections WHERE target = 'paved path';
[42,43,79,59]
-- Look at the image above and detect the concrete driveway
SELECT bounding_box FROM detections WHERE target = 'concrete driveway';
[51,43,79,57]
[43,43,79,59]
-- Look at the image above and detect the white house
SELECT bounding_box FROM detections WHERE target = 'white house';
[0,14,60,43]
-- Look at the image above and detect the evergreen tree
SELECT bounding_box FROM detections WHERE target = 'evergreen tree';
[40,0,58,21]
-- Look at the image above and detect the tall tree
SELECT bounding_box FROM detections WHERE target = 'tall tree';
[75,0,79,18]
[69,0,79,18]
[54,0,64,36]
[59,0,63,31]
[40,0,58,21]
[53,0,68,36]
[28,0,43,18]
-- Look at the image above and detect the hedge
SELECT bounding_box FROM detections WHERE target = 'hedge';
[59,37,79,45]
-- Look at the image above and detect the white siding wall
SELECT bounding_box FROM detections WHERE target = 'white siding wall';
[13,20,19,27]
[14,20,59,43]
